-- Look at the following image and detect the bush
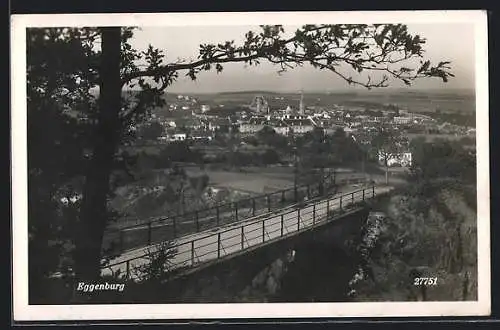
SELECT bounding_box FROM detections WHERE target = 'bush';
[351,181,477,301]
[134,241,178,283]
[261,149,281,165]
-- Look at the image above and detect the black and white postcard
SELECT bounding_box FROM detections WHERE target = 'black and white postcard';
[11,10,490,321]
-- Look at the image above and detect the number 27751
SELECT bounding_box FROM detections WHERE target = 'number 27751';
[414,277,438,286]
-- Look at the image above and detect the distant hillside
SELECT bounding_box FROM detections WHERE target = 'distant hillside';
[215,90,281,96]
[90,88,475,114]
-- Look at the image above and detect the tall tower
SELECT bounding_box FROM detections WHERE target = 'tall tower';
[299,91,305,114]
[256,97,262,113]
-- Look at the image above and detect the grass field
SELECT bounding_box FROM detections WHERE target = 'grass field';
[108,165,307,230]
[186,166,297,194]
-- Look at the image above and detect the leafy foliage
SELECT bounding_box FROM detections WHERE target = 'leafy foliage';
[297,127,363,169]
[133,241,178,283]
[261,149,282,165]
[409,139,476,184]
[369,128,409,183]
[27,28,100,299]
[124,24,454,89]
[137,121,164,140]
[351,138,477,300]
[361,181,477,301]
[371,129,408,163]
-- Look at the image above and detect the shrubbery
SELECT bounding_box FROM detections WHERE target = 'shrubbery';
[349,140,477,301]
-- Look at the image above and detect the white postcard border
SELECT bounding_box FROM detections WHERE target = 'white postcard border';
[11,10,490,321]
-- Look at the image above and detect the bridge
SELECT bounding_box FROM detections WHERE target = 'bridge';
[101,182,393,282]
[102,169,341,254]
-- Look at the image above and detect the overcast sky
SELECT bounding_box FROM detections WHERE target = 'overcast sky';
[129,23,475,93]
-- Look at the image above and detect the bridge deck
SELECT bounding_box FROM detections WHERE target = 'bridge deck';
[101,185,392,281]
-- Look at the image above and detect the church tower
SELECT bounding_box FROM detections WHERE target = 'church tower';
[299,91,305,114]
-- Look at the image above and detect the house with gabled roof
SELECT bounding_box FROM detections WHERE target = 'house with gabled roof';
[269,119,290,136]
[208,117,232,132]
[174,117,205,131]
[283,118,316,135]
[239,116,267,134]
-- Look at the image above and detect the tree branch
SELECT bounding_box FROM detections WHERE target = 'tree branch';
[121,24,453,90]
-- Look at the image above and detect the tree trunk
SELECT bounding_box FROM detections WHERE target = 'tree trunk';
[74,27,122,284]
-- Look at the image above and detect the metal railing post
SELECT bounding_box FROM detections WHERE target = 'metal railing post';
[126,260,130,280]
[297,208,301,231]
[340,195,343,211]
[352,192,354,205]
[372,185,375,197]
[267,195,271,212]
[147,222,152,245]
[217,232,221,258]
[281,214,284,236]
[241,226,244,249]
[191,240,195,265]
[327,199,330,216]
[363,189,365,201]
[313,203,316,225]
[262,220,265,243]
[235,202,238,221]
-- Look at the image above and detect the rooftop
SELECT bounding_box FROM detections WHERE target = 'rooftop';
[284,118,315,126]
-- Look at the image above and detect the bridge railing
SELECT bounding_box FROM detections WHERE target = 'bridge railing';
[101,185,376,282]
[102,170,347,255]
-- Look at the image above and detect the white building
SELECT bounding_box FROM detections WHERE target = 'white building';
[393,116,412,125]
[239,117,267,134]
[284,118,315,135]
[282,113,309,120]
[378,151,412,167]
[271,120,290,136]
[168,133,187,142]
[190,131,213,141]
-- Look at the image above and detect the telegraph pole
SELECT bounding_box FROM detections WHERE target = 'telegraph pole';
[352,134,367,184]
[362,145,366,183]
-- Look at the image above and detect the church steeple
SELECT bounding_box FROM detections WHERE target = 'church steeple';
[299,91,305,114]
